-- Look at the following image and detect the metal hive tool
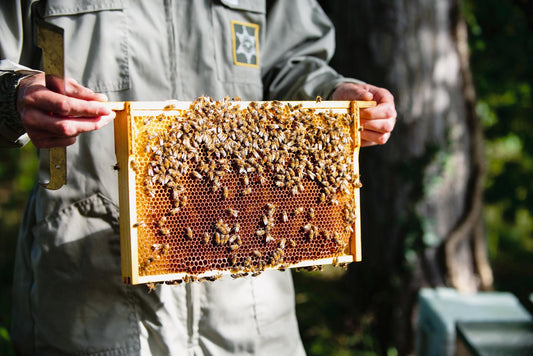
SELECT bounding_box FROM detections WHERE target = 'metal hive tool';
[113,97,374,285]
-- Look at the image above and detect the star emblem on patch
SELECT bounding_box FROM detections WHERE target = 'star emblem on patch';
[231,21,259,67]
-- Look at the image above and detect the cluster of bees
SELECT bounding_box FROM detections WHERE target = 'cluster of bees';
[132,96,360,283]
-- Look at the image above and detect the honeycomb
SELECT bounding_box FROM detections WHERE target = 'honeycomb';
[115,97,363,284]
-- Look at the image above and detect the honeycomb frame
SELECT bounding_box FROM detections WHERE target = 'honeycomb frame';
[113,99,374,285]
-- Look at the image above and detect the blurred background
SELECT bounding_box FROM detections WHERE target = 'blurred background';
[1,0,531,355]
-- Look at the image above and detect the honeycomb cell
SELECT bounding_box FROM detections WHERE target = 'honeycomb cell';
[128,97,360,281]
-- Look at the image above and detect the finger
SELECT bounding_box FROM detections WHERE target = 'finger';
[65,77,109,102]
[360,102,397,121]
[361,139,377,147]
[44,75,109,102]
[361,129,391,146]
[21,107,116,137]
[23,86,113,117]
[360,117,395,134]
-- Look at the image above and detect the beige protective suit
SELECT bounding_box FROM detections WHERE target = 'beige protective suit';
[0,0,361,354]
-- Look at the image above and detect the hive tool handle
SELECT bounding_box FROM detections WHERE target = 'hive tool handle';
[36,19,67,190]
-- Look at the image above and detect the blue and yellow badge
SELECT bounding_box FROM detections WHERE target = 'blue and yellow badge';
[231,21,259,67]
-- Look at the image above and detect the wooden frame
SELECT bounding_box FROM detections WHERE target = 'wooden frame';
[112,100,374,284]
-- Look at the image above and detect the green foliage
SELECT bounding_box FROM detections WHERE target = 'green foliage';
[464,0,533,297]
[0,143,38,355]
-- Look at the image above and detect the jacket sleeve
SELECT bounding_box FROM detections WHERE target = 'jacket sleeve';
[0,0,41,148]
[261,0,363,101]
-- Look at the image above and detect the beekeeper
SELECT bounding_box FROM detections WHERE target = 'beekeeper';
[0,0,396,354]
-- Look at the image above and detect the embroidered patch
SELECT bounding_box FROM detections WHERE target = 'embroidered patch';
[231,21,259,67]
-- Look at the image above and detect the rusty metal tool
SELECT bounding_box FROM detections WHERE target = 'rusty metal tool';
[36,20,67,190]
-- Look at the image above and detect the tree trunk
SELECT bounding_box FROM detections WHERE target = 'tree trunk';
[320,0,492,353]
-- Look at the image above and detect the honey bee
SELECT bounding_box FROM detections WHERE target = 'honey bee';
[308,229,315,241]
[332,257,339,267]
[227,208,239,218]
[306,265,319,272]
[203,232,211,243]
[244,256,251,267]
[279,238,286,249]
[222,234,231,245]
[165,279,183,285]
[157,216,167,227]
[230,244,240,251]
[192,170,203,180]
[282,211,289,222]
[253,250,262,258]
[265,233,274,243]
[290,186,299,196]
[233,223,241,234]
[222,186,229,199]
[151,243,163,252]
[207,170,216,182]
[133,221,146,228]
[332,232,341,245]
[169,207,180,215]
[256,229,266,236]
[140,257,154,271]
[143,116,154,125]
[265,220,275,231]
[160,227,170,235]
[293,207,304,215]
[130,160,139,172]
[242,187,252,195]
[231,273,248,279]
[289,239,296,248]
[186,227,193,239]
[308,208,315,219]
[146,282,157,293]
